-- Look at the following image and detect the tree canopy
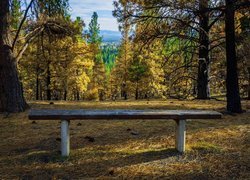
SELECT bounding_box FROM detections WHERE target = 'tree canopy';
[0,0,249,112]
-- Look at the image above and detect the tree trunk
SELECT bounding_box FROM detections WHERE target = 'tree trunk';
[36,72,39,100]
[64,90,67,101]
[248,67,250,100]
[225,0,242,113]
[36,65,40,100]
[76,91,80,101]
[0,0,27,112]
[135,81,139,100]
[46,61,51,100]
[39,82,43,100]
[45,35,52,101]
[197,0,210,99]
[121,82,128,100]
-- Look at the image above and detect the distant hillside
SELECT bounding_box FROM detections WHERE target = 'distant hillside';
[100,30,121,43]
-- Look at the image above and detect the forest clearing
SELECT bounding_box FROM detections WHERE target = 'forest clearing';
[0,100,249,179]
[0,0,250,179]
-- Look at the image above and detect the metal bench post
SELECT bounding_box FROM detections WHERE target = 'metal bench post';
[61,120,70,156]
[175,119,186,153]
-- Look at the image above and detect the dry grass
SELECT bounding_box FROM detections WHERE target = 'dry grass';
[0,100,249,179]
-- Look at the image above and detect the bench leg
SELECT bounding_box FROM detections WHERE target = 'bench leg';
[175,119,186,153]
[61,120,70,157]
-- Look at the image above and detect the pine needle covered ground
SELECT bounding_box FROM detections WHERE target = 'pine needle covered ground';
[0,100,249,179]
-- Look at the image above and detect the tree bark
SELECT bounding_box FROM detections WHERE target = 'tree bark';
[46,61,51,100]
[0,0,27,112]
[76,91,80,101]
[64,90,67,101]
[46,35,52,101]
[35,64,40,100]
[225,0,242,113]
[197,0,210,99]
[248,67,250,100]
[121,82,128,100]
[36,71,39,100]
[135,81,139,100]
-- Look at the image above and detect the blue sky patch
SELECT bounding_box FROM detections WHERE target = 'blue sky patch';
[69,0,119,31]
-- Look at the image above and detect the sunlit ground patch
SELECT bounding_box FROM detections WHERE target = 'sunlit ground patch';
[0,100,249,179]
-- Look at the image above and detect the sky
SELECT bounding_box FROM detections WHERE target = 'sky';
[69,0,119,31]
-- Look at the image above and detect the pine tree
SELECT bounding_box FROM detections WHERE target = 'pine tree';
[225,0,242,113]
[87,12,106,101]
[19,16,93,101]
[112,1,133,100]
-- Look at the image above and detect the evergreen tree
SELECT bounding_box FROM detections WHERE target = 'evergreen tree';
[10,0,22,30]
[225,0,242,113]
[102,44,118,73]
[88,12,102,44]
[20,17,93,101]
[87,12,106,101]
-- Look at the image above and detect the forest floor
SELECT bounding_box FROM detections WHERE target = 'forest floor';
[0,100,249,179]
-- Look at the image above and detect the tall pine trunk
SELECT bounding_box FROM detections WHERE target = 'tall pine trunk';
[36,69,39,100]
[248,67,250,100]
[197,0,210,99]
[225,0,242,113]
[46,61,51,100]
[46,35,52,100]
[135,81,139,100]
[0,0,27,112]
[64,90,67,101]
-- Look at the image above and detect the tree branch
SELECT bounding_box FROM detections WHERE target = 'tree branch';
[12,0,35,50]
[236,1,250,10]
[208,12,224,29]
[16,26,44,62]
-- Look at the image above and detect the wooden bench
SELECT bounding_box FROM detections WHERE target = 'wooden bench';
[28,109,222,157]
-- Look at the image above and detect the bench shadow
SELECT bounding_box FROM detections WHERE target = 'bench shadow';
[18,147,180,178]
[111,148,179,166]
[15,145,238,179]
[19,145,179,164]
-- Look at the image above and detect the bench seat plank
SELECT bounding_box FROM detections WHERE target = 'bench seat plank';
[29,109,222,120]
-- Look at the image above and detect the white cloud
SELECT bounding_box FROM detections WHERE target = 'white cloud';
[69,0,119,31]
